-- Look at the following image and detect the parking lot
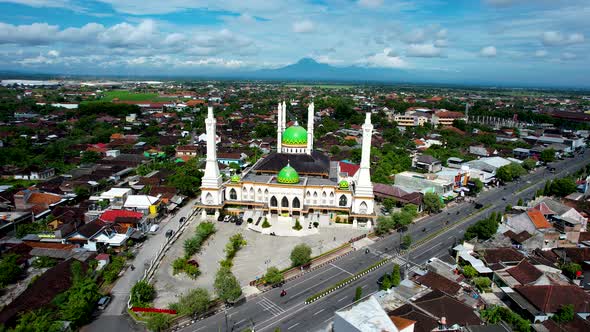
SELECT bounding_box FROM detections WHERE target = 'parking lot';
[152,214,366,308]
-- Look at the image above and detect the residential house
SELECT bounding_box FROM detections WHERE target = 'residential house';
[469,145,497,157]
[217,152,247,167]
[123,195,161,216]
[394,171,454,197]
[12,167,55,180]
[412,155,442,173]
[510,285,590,322]
[175,145,198,161]
[13,187,65,219]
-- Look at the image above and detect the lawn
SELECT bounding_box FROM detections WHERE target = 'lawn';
[102,90,160,101]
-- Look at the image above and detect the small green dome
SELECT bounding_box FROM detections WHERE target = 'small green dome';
[230,175,240,183]
[277,164,299,184]
[339,180,349,189]
[282,125,307,146]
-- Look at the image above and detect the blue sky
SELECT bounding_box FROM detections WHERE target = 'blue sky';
[0,0,588,86]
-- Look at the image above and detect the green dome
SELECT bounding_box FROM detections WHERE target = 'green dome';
[282,125,308,146]
[339,180,349,189]
[230,175,240,183]
[277,164,300,184]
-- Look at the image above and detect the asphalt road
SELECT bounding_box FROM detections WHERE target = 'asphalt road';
[180,151,590,332]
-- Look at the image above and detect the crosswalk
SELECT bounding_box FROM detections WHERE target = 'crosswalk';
[257,297,286,317]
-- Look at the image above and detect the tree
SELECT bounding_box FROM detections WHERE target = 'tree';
[354,287,363,301]
[522,158,536,171]
[540,148,556,163]
[57,263,101,327]
[292,219,302,231]
[401,235,412,249]
[462,265,478,278]
[517,198,524,206]
[130,280,155,307]
[552,304,574,323]
[261,218,271,228]
[496,165,513,182]
[473,277,492,292]
[548,178,577,197]
[11,309,62,332]
[146,313,172,332]
[290,244,312,267]
[225,233,247,259]
[0,254,22,287]
[471,178,484,194]
[464,217,499,241]
[170,288,210,316]
[382,198,396,212]
[264,266,284,285]
[560,262,582,279]
[380,274,392,290]
[423,192,444,214]
[80,150,101,164]
[214,267,242,303]
[391,264,401,287]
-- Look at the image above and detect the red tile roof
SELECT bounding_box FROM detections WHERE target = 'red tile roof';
[416,271,462,295]
[27,192,61,205]
[339,161,360,177]
[99,210,143,222]
[483,247,525,265]
[506,260,543,285]
[533,202,556,215]
[516,285,590,313]
[527,210,552,229]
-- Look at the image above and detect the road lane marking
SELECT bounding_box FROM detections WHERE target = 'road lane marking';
[330,263,353,276]
[285,266,337,291]
[337,296,347,302]
[313,309,325,316]
[235,318,246,325]
[289,271,346,298]
[361,284,368,289]
[287,323,300,330]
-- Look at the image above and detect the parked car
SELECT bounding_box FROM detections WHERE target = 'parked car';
[236,218,243,226]
[97,296,111,310]
[217,215,224,222]
[149,224,160,233]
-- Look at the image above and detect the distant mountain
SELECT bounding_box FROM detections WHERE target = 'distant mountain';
[246,58,408,82]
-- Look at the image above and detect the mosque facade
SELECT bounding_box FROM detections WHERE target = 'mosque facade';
[198,101,375,228]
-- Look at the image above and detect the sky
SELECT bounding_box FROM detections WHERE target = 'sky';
[0,0,588,86]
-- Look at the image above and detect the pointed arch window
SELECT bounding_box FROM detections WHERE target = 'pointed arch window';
[359,201,368,214]
[281,196,289,208]
[293,197,301,209]
[270,196,278,207]
[205,193,213,204]
[229,188,237,200]
[339,195,347,207]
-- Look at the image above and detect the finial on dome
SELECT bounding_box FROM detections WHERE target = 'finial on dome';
[294,120,299,126]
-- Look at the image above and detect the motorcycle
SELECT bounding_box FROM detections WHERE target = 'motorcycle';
[280,290,287,297]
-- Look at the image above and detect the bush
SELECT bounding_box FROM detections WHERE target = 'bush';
[552,304,574,323]
[183,222,216,258]
[169,288,210,317]
[401,235,412,249]
[354,287,362,301]
[292,219,302,231]
[214,267,242,303]
[146,313,172,332]
[560,262,582,279]
[172,257,200,279]
[481,306,530,332]
[464,216,499,241]
[380,274,392,290]
[264,266,284,285]
[313,222,319,228]
[261,218,271,228]
[247,218,253,223]
[423,192,444,213]
[391,264,401,287]
[0,254,22,287]
[290,244,312,267]
[225,233,247,260]
[130,280,155,307]
[101,256,126,284]
[31,256,57,269]
[473,277,492,292]
[462,265,478,278]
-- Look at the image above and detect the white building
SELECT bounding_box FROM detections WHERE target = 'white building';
[198,102,376,228]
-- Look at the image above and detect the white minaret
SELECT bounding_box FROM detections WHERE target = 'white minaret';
[200,105,223,207]
[277,102,283,153]
[306,101,314,154]
[355,113,374,198]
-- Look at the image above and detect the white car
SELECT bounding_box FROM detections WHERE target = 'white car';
[149,224,160,233]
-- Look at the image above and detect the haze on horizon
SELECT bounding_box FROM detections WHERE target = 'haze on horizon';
[0,0,588,87]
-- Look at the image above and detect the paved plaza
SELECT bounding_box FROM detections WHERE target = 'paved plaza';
[152,216,367,307]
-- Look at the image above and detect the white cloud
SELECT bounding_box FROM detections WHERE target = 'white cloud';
[542,31,585,46]
[480,46,497,57]
[362,48,409,68]
[313,55,343,65]
[434,39,448,48]
[406,43,443,57]
[534,50,547,57]
[292,20,314,33]
[47,50,60,57]
[358,0,383,8]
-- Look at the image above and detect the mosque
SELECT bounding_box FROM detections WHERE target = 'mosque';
[197,101,376,230]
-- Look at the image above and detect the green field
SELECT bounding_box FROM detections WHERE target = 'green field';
[285,84,356,89]
[102,90,161,101]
